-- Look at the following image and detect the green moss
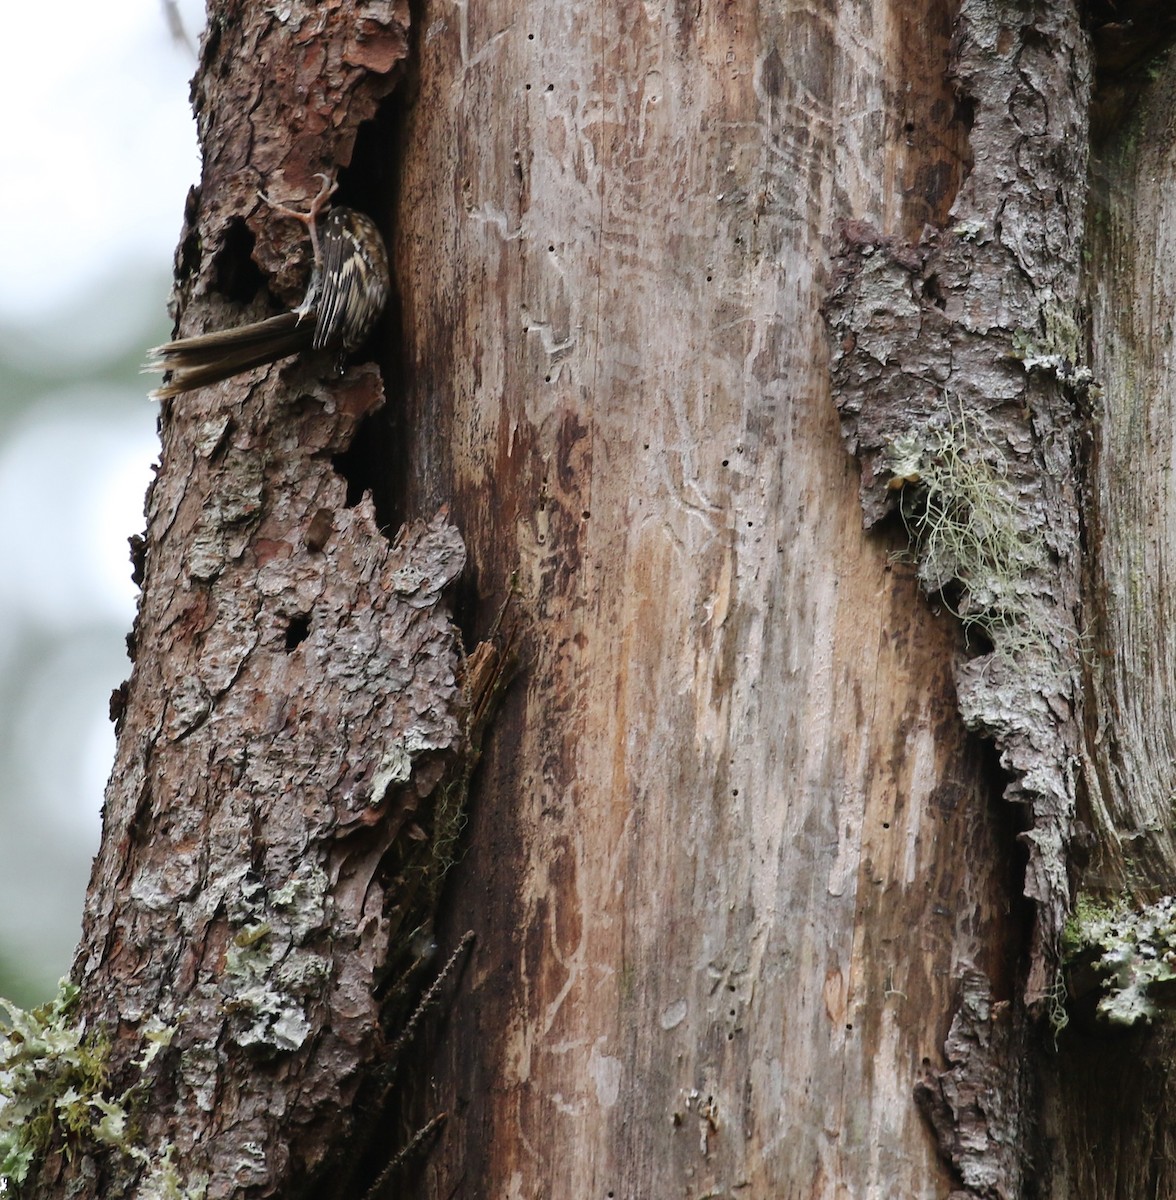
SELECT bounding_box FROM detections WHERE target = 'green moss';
[0,981,99,1186]
[1062,894,1120,957]
[1046,970,1069,1045]
[1064,894,1176,1026]
[138,1144,208,1200]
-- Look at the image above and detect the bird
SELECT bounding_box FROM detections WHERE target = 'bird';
[146,176,390,400]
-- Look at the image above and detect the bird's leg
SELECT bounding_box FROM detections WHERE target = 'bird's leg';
[257,172,337,268]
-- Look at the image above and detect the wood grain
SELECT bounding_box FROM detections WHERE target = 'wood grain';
[389,2,1022,1195]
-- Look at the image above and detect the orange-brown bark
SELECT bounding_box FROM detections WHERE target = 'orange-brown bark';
[32,3,462,1198]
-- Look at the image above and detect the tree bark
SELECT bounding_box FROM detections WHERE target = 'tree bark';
[15,3,485,1198]
[12,1,1176,1199]
[1042,41,1176,1200]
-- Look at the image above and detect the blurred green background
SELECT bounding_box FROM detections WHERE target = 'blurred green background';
[0,0,204,1006]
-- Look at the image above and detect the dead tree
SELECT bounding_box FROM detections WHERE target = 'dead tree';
[7,2,1176,1198]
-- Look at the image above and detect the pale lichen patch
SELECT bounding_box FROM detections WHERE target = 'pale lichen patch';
[221,862,333,1053]
[1064,894,1176,1026]
[0,981,190,1195]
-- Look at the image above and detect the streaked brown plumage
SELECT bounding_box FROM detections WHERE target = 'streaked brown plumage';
[147,203,390,400]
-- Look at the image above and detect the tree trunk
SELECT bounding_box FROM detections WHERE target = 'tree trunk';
[394,0,1007,1194]
[9,1,1176,1198]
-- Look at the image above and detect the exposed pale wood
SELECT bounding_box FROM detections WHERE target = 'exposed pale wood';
[391,2,1022,1195]
[827,2,1091,1011]
[1038,52,1176,1200]
[1083,63,1176,901]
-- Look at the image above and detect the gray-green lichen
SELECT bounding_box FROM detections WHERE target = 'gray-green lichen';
[825,0,1091,1010]
[369,727,442,802]
[1063,894,1176,1026]
[222,862,332,1053]
[1010,300,1095,386]
[137,1145,208,1200]
[0,980,186,1194]
[888,408,1050,661]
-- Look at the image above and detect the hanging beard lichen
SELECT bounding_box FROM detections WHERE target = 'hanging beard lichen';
[886,405,1050,663]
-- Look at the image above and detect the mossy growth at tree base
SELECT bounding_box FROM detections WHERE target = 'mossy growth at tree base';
[1062,894,1176,1027]
[0,979,197,1198]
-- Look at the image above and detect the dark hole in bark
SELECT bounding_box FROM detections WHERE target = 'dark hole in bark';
[175,184,203,287]
[954,94,976,135]
[977,732,1035,998]
[212,216,265,303]
[1086,1,1176,139]
[1087,0,1176,74]
[923,272,947,310]
[202,13,221,61]
[179,228,201,284]
[284,613,311,650]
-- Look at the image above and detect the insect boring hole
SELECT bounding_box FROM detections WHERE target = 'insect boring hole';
[283,613,311,651]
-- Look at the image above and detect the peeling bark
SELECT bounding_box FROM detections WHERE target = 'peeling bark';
[825,0,1091,1009]
[915,967,1033,1200]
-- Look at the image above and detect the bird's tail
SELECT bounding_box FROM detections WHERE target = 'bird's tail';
[145,311,314,399]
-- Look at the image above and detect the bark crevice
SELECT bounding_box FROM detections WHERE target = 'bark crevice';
[825,0,1092,1007]
[826,2,1092,1189]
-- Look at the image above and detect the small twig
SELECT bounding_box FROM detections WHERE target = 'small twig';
[362,1111,448,1200]
[465,580,521,743]
[385,930,475,1073]
[160,0,198,57]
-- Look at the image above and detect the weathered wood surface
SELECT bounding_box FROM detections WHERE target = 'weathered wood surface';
[1083,63,1176,912]
[393,2,1021,1195]
[827,1,1091,1013]
[1042,52,1176,1200]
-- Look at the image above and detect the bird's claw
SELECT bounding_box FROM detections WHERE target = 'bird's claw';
[257,172,339,269]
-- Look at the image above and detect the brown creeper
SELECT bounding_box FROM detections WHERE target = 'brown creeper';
[147,183,390,400]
